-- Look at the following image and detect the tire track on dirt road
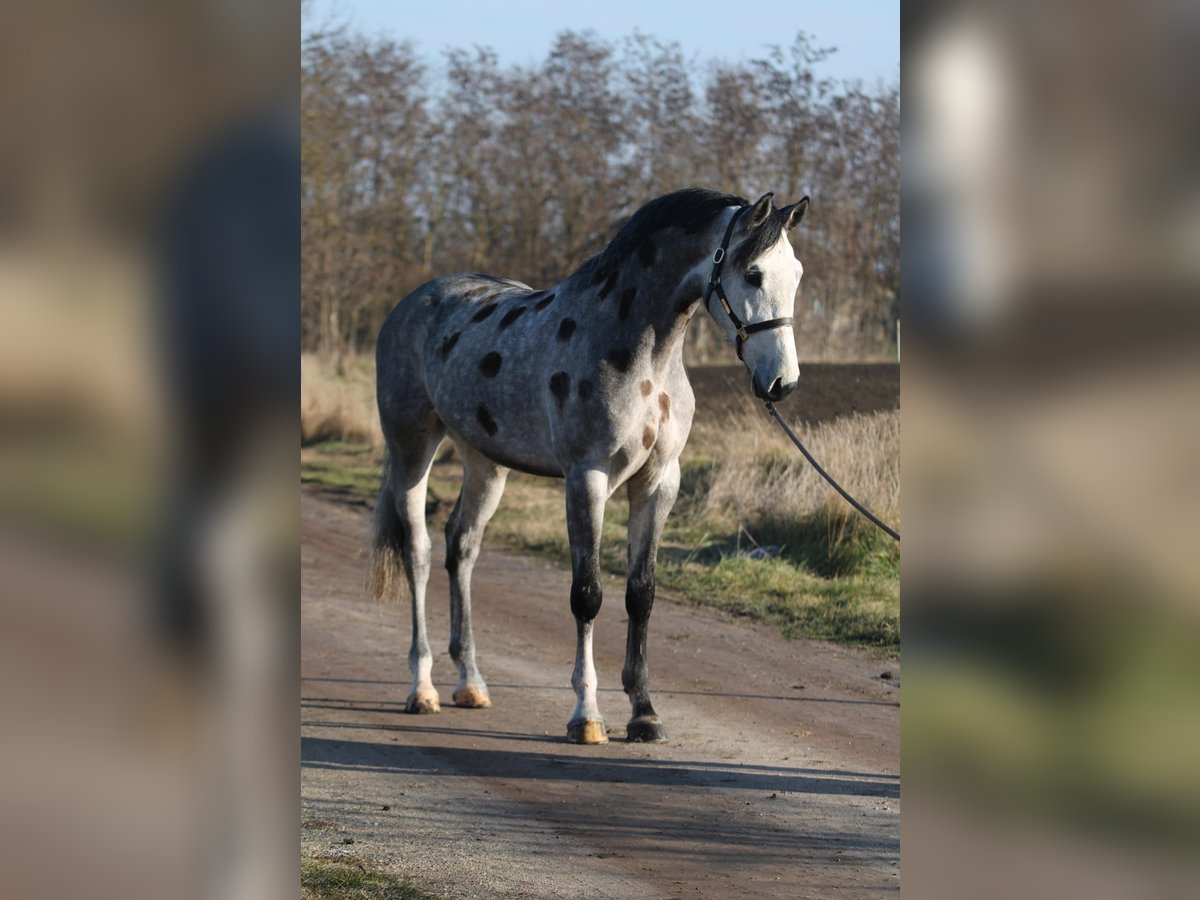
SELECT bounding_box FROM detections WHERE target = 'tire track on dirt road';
[302,488,899,898]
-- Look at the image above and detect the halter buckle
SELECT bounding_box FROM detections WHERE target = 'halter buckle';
[712,247,724,265]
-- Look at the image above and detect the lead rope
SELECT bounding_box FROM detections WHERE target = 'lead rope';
[763,400,900,542]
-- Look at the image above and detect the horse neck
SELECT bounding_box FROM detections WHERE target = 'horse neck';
[597,222,727,365]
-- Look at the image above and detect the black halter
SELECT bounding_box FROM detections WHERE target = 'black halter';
[704,206,795,362]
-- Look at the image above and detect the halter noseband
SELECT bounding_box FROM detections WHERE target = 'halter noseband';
[704,206,795,362]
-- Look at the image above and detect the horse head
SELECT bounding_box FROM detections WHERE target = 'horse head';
[705,192,809,401]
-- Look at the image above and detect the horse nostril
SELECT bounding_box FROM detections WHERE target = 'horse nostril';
[765,378,798,401]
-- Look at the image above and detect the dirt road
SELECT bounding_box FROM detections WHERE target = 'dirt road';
[302,488,899,898]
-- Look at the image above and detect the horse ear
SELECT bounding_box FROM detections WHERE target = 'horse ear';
[784,196,810,230]
[746,192,775,229]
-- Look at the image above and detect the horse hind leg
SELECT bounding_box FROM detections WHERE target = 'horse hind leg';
[444,445,508,708]
[371,423,444,714]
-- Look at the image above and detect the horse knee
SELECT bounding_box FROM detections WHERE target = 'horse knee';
[570,567,603,622]
[624,570,656,620]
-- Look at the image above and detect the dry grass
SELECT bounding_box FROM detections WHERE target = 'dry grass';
[687,406,899,574]
[698,408,899,524]
[301,353,383,448]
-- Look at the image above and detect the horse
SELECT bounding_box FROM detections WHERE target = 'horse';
[371,187,809,744]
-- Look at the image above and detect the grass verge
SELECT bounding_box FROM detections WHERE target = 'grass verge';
[301,855,436,900]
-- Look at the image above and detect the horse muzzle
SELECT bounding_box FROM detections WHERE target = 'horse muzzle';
[751,373,798,402]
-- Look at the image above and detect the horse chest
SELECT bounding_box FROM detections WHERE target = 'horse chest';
[600,376,686,488]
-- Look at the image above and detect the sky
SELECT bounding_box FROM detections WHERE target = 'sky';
[304,0,899,87]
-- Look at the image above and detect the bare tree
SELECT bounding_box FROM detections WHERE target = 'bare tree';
[301,28,900,363]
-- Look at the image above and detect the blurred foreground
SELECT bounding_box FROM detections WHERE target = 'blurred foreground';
[3,1,1199,897]
[904,0,1200,896]
[0,2,297,899]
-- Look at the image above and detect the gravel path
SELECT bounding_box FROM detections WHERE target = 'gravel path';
[301,488,899,898]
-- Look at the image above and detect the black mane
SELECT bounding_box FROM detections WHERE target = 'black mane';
[574,187,796,286]
[576,188,746,283]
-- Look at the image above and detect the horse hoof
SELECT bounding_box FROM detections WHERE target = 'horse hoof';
[626,715,667,743]
[566,719,608,744]
[452,686,492,709]
[404,690,441,714]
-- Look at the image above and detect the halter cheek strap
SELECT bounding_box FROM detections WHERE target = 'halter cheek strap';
[705,206,795,362]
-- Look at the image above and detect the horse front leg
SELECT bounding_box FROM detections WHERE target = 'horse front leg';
[622,458,680,743]
[564,465,610,744]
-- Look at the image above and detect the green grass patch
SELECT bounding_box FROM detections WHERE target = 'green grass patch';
[301,443,382,502]
[301,855,436,900]
[658,555,898,649]
[737,507,900,579]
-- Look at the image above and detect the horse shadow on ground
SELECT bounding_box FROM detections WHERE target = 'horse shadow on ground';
[301,735,900,867]
[300,734,899,800]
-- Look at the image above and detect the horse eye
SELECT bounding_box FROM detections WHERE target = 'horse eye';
[745,271,763,288]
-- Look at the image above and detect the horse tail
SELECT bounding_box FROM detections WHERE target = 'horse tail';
[368,451,407,603]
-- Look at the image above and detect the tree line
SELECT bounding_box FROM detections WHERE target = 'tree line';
[302,26,898,370]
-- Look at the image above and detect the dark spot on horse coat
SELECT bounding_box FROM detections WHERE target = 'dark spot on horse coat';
[619,287,636,321]
[591,268,606,286]
[599,270,618,299]
[640,379,653,397]
[606,347,633,373]
[658,392,671,420]
[570,563,603,621]
[639,239,657,267]
[498,306,526,329]
[557,318,576,341]
[549,371,570,409]
[642,425,656,449]
[472,303,498,322]
[480,352,502,377]
[535,292,556,311]
[476,405,498,436]
[578,379,594,401]
[440,332,460,360]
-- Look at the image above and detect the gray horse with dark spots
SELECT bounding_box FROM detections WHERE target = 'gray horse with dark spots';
[372,188,809,744]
